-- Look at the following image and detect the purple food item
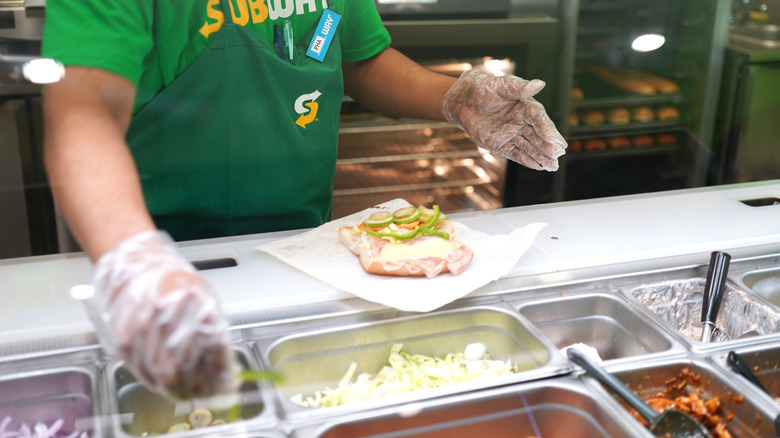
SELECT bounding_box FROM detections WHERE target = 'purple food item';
[0,416,88,438]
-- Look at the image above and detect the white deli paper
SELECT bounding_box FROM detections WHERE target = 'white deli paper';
[258,199,546,312]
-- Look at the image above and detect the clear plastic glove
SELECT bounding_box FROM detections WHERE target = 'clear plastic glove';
[86,230,238,398]
[441,70,568,171]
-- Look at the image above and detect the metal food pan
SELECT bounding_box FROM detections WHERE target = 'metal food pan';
[107,346,276,437]
[253,305,570,422]
[516,292,686,364]
[0,366,97,437]
[710,344,780,409]
[585,358,778,437]
[292,378,649,438]
[741,267,780,307]
[627,278,780,350]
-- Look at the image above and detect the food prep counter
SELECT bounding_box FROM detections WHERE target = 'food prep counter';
[1,180,779,437]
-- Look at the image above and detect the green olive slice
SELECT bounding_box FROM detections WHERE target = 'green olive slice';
[364,211,393,228]
[392,206,420,224]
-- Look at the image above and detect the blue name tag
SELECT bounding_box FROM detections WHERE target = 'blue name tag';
[306,9,341,62]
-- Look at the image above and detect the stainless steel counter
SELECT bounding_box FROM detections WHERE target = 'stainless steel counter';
[0,181,779,437]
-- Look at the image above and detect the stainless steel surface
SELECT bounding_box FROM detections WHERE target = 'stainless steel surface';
[294,377,648,438]
[0,53,64,85]
[108,348,276,437]
[567,349,709,438]
[712,344,780,405]
[0,5,44,42]
[715,40,780,184]
[591,358,779,437]
[727,350,771,394]
[2,251,780,437]
[253,305,570,422]
[742,267,780,305]
[516,293,685,363]
[0,349,102,437]
[0,368,95,435]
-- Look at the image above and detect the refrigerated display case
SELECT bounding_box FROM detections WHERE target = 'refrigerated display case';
[335,0,731,219]
[557,0,731,201]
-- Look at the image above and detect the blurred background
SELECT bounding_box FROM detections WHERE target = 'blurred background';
[1,0,778,259]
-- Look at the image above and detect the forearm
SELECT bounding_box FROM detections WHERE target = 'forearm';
[43,67,156,261]
[342,48,456,121]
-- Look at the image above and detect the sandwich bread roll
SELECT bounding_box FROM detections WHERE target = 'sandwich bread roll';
[339,206,474,278]
[607,136,631,149]
[632,134,654,147]
[568,111,579,127]
[584,138,607,151]
[582,110,605,126]
[591,66,656,95]
[656,106,680,121]
[631,106,654,123]
[607,107,630,125]
[621,68,680,94]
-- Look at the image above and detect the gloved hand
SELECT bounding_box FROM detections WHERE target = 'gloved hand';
[87,230,238,398]
[441,70,568,171]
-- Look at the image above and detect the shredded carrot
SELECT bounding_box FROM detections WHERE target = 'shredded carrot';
[396,221,420,229]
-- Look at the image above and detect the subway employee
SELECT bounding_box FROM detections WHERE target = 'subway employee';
[42,0,567,398]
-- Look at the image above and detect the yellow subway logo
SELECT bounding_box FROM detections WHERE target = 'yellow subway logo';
[294,90,321,128]
[200,0,330,38]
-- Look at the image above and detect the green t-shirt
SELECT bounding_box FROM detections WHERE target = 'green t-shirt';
[42,0,391,113]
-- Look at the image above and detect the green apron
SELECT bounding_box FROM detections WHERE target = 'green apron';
[127,0,343,241]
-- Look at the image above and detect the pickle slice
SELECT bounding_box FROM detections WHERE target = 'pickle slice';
[418,205,436,223]
[393,206,420,224]
[364,211,393,228]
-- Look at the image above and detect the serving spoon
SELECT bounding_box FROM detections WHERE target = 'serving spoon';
[568,348,709,438]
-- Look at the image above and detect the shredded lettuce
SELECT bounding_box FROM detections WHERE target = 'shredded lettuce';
[290,344,518,408]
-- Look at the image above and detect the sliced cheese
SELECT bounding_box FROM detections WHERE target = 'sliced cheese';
[379,238,456,261]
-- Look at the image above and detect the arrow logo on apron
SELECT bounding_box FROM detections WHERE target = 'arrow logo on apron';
[295,90,322,128]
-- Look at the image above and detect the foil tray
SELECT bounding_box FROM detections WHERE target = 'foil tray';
[628,278,780,350]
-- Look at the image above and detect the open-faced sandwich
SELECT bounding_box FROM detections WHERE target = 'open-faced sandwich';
[339,205,474,278]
